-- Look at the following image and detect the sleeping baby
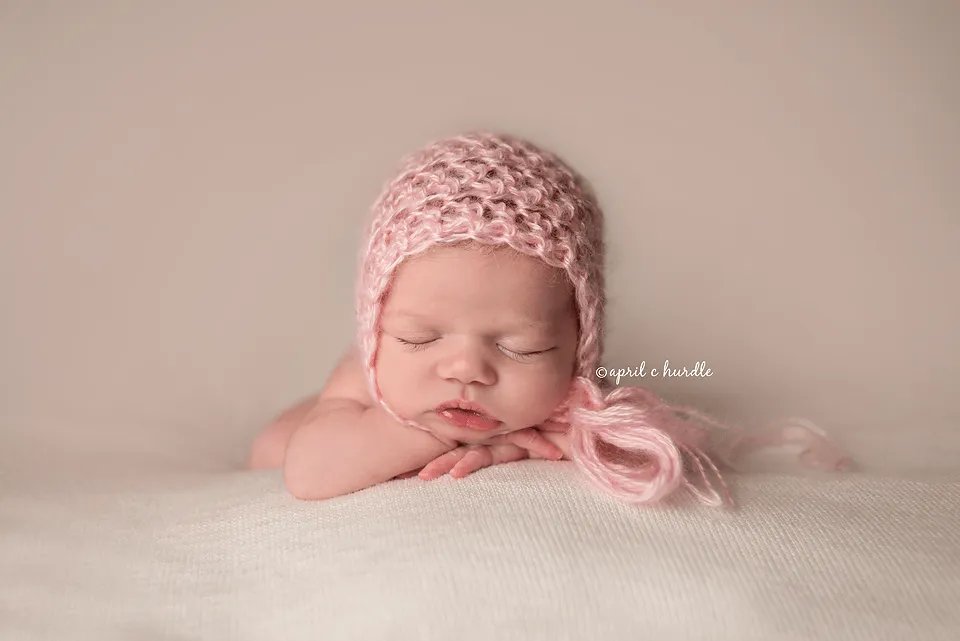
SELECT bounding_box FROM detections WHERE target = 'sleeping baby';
[248,131,851,505]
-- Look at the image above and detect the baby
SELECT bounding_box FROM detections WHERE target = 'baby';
[250,239,580,491]
[249,131,852,506]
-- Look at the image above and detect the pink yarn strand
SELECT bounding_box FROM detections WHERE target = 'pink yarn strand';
[561,377,852,507]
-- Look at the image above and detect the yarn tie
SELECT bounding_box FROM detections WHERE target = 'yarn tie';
[558,378,852,507]
[558,378,731,506]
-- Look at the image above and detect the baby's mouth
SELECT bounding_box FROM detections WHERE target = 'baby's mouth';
[448,408,484,417]
[435,402,502,432]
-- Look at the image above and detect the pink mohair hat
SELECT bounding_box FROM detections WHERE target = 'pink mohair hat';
[355,131,852,507]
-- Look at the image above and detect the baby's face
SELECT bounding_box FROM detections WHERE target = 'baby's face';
[376,242,579,443]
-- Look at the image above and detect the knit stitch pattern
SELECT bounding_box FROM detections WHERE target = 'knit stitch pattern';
[357,131,605,406]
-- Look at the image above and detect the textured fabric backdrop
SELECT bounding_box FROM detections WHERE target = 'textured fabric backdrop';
[2,428,957,641]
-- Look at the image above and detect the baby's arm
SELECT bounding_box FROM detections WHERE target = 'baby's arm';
[283,399,454,500]
[273,344,457,500]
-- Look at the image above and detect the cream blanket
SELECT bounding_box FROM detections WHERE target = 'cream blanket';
[2,431,957,640]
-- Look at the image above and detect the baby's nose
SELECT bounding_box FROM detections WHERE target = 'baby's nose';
[436,347,497,386]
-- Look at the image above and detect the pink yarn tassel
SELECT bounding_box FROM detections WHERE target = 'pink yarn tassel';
[560,378,852,507]
[712,416,855,473]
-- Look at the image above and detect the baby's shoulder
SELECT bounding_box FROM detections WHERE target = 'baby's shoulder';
[318,343,374,408]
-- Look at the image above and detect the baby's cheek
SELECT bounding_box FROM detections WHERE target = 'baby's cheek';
[375,352,424,413]
[505,370,572,425]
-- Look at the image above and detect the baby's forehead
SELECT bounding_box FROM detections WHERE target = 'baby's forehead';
[383,244,575,324]
[395,244,570,293]
[385,306,564,333]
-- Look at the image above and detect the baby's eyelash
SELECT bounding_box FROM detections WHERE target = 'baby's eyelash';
[498,345,554,362]
[395,337,554,361]
[396,337,436,351]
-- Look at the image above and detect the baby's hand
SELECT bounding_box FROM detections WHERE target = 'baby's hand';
[482,424,567,458]
[417,425,569,480]
[418,443,530,480]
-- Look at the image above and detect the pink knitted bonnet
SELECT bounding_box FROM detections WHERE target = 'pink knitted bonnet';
[357,131,604,395]
[355,131,852,507]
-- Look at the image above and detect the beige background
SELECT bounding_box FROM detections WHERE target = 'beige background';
[1,1,957,479]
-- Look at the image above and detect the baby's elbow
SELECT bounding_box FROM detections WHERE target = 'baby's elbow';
[284,475,329,501]
[283,463,335,501]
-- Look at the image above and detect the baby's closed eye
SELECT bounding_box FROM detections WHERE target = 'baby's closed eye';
[394,336,438,351]
[390,333,557,362]
[497,344,556,362]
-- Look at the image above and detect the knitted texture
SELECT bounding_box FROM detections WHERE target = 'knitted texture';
[354,131,852,507]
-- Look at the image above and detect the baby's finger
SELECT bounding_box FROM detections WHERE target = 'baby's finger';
[504,428,564,460]
[419,448,467,480]
[450,447,493,479]
[489,444,530,465]
[539,420,570,433]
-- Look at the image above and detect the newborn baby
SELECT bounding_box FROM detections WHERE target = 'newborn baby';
[248,131,851,505]
[249,240,576,499]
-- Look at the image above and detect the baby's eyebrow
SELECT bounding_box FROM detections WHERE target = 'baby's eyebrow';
[384,310,427,319]
[385,309,559,331]
[381,310,432,323]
